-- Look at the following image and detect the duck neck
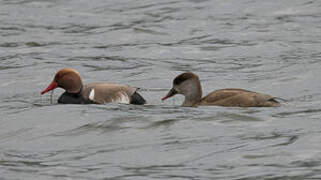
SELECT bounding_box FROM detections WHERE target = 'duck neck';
[182,80,202,107]
[182,99,199,107]
[66,85,83,96]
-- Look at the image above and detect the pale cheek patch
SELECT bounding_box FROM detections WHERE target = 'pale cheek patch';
[89,89,95,101]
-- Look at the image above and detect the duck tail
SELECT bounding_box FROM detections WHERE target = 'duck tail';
[130,90,146,105]
[273,97,287,102]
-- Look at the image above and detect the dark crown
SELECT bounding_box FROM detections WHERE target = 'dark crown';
[173,72,198,85]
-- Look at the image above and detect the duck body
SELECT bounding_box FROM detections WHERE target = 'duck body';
[162,72,280,107]
[41,68,146,105]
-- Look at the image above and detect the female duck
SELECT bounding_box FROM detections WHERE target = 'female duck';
[162,72,280,107]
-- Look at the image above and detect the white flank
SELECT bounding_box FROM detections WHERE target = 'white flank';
[115,92,130,104]
[89,89,95,101]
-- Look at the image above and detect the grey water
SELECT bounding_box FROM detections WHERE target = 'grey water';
[1,0,321,179]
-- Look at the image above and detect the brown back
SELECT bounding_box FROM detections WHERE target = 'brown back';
[199,88,280,107]
[82,83,136,104]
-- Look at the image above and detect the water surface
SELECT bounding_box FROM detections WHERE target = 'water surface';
[1,0,321,179]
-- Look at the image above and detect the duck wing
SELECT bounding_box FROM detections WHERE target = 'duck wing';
[82,83,144,104]
[200,88,280,107]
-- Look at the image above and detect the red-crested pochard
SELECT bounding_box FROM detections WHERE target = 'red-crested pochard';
[162,72,280,107]
[41,68,146,105]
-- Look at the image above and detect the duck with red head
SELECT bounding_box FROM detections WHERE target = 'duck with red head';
[162,72,280,107]
[41,68,146,105]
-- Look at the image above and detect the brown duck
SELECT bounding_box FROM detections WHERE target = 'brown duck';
[41,68,146,105]
[162,72,280,107]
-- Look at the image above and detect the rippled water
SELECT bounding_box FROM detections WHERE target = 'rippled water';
[1,0,321,179]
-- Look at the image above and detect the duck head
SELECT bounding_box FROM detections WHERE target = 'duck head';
[162,72,202,105]
[41,68,83,95]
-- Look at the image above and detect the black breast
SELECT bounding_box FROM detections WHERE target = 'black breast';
[58,92,95,104]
